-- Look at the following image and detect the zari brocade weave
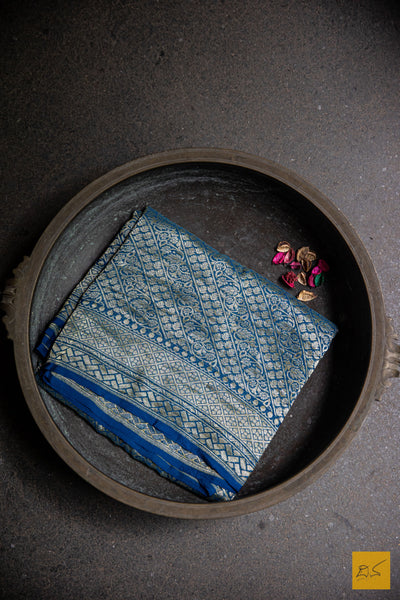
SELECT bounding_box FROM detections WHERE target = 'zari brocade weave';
[36,207,337,501]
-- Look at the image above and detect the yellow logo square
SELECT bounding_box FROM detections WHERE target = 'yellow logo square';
[352,552,390,589]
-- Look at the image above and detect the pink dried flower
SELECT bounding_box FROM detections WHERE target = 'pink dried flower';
[272,251,285,265]
[283,248,295,264]
[308,274,316,288]
[311,265,322,275]
[317,259,330,272]
[290,261,302,270]
[282,271,297,288]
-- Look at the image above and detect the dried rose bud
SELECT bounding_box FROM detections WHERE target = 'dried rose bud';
[317,259,330,272]
[297,290,317,302]
[311,265,322,275]
[308,274,316,287]
[283,248,295,264]
[276,241,292,253]
[272,251,285,264]
[314,273,325,287]
[281,271,297,288]
[289,261,302,270]
[297,271,307,286]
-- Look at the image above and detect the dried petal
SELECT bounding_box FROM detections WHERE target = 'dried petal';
[311,265,322,275]
[276,241,291,253]
[297,245,317,266]
[317,259,330,272]
[296,246,310,262]
[290,261,302,270]
[314,273,325,287]
[308,274,316,287]
[297,290,317,302]
[283,248,295,264]
[281,271,297,288]
[297,271,307,286]
[306,250,317,263]
[272,251,285,264]
[301,258,313,272]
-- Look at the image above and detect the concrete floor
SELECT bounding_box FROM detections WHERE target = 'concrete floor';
[1,1,399,598]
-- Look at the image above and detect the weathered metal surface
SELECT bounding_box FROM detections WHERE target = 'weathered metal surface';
[4,148,395,518]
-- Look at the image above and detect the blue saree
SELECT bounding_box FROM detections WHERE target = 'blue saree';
[36,207,337,501]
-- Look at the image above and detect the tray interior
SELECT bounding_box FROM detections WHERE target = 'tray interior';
[30,162,371,502]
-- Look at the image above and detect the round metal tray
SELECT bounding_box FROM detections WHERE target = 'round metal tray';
[3,149,399,518]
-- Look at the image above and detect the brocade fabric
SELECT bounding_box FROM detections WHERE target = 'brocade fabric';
[36,207,337,501]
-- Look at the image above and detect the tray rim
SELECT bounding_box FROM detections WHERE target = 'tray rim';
[11,148,386,518]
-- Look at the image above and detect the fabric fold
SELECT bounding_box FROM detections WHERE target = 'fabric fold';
[36,206,337,501]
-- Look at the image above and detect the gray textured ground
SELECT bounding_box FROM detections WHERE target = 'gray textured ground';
[1,1,399,598]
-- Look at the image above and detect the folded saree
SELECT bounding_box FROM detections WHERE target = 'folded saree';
[36,206,337,501]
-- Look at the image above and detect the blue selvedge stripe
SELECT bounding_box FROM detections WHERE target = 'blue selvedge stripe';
[36,317,68,358]
[39,369,237,498]
[39,362,242,494]
[40,360,252,490]
[38,374,227,499]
